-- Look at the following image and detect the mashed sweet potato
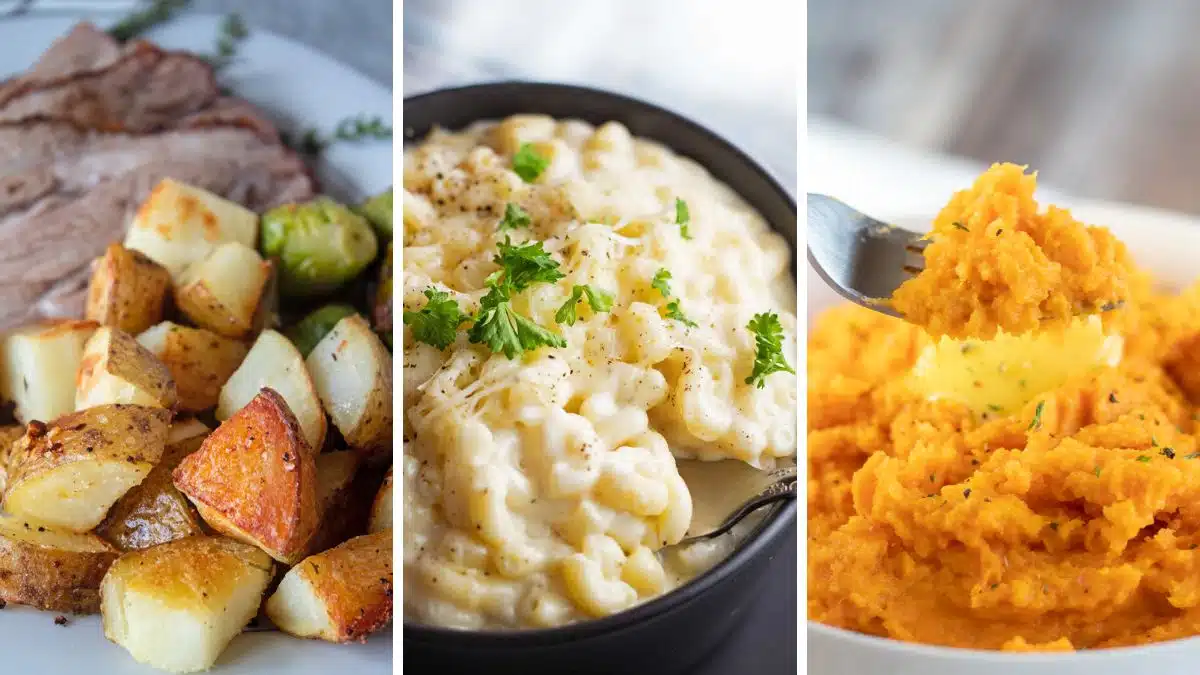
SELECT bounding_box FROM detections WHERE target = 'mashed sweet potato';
[890,163,1138,340]
[808,168,1200,651]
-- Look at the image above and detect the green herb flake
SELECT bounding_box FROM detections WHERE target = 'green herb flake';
[1094,466,1102,477]
[465,238,567,358]
[745,312,795,388]
[1028,401,1045,431]
[555,285,614,326]
[205,13,248,70]
[512,143,550,183]
[953,222,970,232]
[498,202,532,231]
[675,198,692,239]
[665,300,698,328]
[651,268,672,299]
[1137,455,1152,463]
[987,404,1003,412]
[402,288,468,350]
[108,0,191,42]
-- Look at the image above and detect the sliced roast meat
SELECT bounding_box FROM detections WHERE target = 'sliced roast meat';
[0,141,314,329]
[176,97,281,142]
[0,23,121,104]
[0,42,218,132]
[0,121,302,214]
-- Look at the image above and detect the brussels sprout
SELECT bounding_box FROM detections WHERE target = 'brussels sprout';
[260,197,379,297]
[360,187,392,239]
[285,303,359,356]
[374,241,392,348]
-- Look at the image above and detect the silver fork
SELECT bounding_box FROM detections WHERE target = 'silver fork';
[807,193,927,318]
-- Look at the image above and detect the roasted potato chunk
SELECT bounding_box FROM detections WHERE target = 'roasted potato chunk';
[265,530,392,642]
[174,241,271,339]
[98,419,209,551]
[76,326,177,411]
[137,322,248,412]
[123,178,258,281]
[174,388,318,564]
[218,329,326,452]
[0,513,119,614]
[307,450,361,553]
[101,536,274,673]
[306,314,392,457]
[85,243,172,335]
[0,423,25,494]
[368,466,392,534]
[2,319,97,423]
[3,405,170,532]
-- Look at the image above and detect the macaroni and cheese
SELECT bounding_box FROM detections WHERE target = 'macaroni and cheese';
[403,115,796,629]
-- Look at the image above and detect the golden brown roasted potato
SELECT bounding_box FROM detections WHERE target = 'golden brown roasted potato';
[3,405,170,532]
[173,388,318,564]
[123,178,259,281]
[0,513,119,614]
[2,319,98,423]
[75,326,177,411]
[218,329,326,452]
[137,322,248,412]
[101,536,274,673]
[174,242,271,339]
[85,243,172,335]
[264,530,392,642]
[307,450,361,553]
[98,419,209,551]
[306,314,392,459]
[368,466,392,534]
[0,423,25,495]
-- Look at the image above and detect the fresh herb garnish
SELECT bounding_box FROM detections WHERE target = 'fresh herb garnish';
[512,143,549,183]
[402,288,468,350]
[204,13,248,70]
[466,239,565,358]
[1028,401,1045,430]
[498,203,531,231]
[1136,455,1151,463]
[1188,452,1200,460]
[108,0,190,41]
[665,300,698,327]
[987,404,1002,412]
[555,285,614,326]
[1093,466,1102,477]
[651,268,672,298]
[953,222,969,232]
[745,312,795,388]
[290,115,392,156]
[675,198,692,239]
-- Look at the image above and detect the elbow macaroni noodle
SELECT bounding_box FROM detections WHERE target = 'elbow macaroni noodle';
[403,115,797,629]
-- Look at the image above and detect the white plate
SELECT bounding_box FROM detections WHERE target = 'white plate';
[808,122,1200,674]
[0,14,392,675]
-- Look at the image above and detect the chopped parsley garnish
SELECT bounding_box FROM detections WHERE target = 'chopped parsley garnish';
[953,222,970,232]
[745,312,795,388]
[1093,466,1102,477]
[675,198,692,239]
[555,285,614,326]
[466,238,565,358]
[1028,401,1045,431]
[1188,452,1200,460]
[1136,455,1151,463]
[402,288,468,350]
[512,143,549,183]
[651,268,673,298]
[498,202,532,231]
[665,300,697,327]
[986,404,1003,412]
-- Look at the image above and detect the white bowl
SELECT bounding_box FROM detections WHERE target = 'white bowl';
[807,197,1200,675]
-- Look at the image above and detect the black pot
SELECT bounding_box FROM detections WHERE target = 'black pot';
[402,82,798,675]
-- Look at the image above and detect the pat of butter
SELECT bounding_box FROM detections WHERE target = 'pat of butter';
[908,315,1122,418]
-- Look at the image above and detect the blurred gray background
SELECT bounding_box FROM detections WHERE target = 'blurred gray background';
[0,0,393,87]
[404,0,797,189]
[810,0,1200,214]
[405,1,798,673]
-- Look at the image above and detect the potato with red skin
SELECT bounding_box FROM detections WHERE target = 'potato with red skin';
[265,530,393,642]
[173,388,319,564]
